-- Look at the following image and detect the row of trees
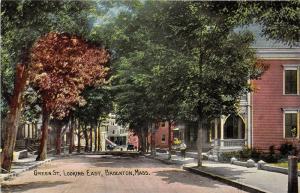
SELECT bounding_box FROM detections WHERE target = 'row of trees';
[97,1,299,166]
[1,1,113,171]
[1,1,299,171]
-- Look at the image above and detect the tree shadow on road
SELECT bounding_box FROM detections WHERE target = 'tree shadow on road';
[1,181,70,193]
[153,169,247,190]
[198,165,256,181]
[66,155,180,169]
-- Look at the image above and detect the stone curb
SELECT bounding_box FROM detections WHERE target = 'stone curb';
[183,165,270,193]
[260,164,300,176]
[145,155,175,165]
[0,158,54,182]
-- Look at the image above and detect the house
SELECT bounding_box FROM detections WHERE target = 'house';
[200,25,300,155]
[153,121,174,149]
[251,48,300,151]
[101,113,138,149]
[153,25,300,156]
[102,113,128,146]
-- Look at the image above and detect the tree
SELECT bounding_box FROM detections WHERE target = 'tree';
[106,1,264,166]
[50,117,69,155]
[151,2,266,166]
[29,32,109,160]
[1,0,95,171]
[97,1,277,165]
[73,86,113,152]
[236,1,300,45]
[148,49,192,159]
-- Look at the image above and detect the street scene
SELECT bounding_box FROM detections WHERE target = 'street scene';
[1,1,300,193]
[1,155,246,193]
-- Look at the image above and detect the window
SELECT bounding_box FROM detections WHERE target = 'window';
[161,122,165,127]
[112,130,115,134]
[284,66,299,95]
[161,134,166,143]
[284,111,299,138]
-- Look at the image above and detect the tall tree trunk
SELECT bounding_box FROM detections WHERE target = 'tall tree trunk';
[151,122,158,156]
[143,128,147,153]
[150,125,154,155]
[97,122,101,151]
[168,120,172,160]
[197,118,203,167]
[146,127,149,153]
[77,121,81,153]
[83,124,89,152]
[138,128,143,153]
[69,117,75,154]
[94,122,97,152]
[36,107,50,161]
[197,37,204,167]
[1,63,28,172]
[55,126,62,155]
[140,128,146,154]
[89,124,93,152]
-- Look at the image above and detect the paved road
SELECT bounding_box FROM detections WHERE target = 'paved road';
[1,155,246,193]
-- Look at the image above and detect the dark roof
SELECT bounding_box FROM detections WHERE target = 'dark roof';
[234,24,299,49]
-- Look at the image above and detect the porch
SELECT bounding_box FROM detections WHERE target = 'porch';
[211,139,245,151]
[209,114,247,153]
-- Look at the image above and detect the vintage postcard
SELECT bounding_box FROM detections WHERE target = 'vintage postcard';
[1,1,299,193]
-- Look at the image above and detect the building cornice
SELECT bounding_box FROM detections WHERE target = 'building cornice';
[255,48,300,60]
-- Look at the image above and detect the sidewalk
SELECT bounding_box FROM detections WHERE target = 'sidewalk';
[155,152,299,193]
[0,154,54,181]
[153,152,195,165]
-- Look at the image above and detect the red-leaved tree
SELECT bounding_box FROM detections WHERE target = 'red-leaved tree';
[29,32,110,160]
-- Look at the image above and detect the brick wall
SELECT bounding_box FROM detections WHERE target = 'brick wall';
[154,122,174,149]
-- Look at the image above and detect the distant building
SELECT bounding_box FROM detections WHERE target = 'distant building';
[102,113,128,146]
[153,122,174,149]
[101,113,139,149]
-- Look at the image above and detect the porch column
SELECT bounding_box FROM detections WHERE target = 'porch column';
[244,111,248,145]
[28,123,31,138]
[33,123,36,138]
[35,123,38,138]
[238,119,242,139]
[31,123,34,138]
[247,92,252,148]
[25,124,28,138]
[220,116,225,147]
[23,124,26,138]
[27,124,30,138]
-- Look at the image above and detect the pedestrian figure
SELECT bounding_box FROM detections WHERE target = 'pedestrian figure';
[180,142,187,158]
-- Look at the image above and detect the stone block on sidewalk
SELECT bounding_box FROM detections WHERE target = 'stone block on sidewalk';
[13,150,28,161]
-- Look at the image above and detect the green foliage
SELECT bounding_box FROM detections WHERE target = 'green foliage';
[74,86,113,125]
[236,1,300,45]
[239,147,253,160]
[105,1,299,131]
[279,142,298,157]
[146,2,258,120]
[1,0,96,118]
[220,147,262,162]
[219,151,240,162]
[22,87,42,123]
[250,148,261,162]
[258,145,279,163]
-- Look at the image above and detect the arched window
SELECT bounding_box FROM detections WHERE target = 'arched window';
[224,114,245,139]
